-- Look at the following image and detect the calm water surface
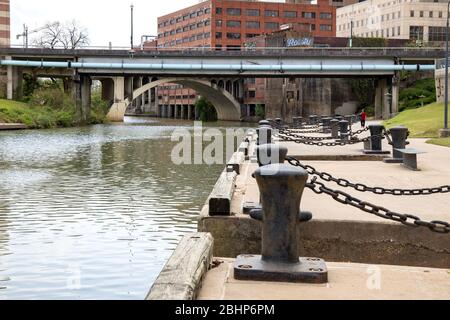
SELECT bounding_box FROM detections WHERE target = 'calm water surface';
[0,118,250,300]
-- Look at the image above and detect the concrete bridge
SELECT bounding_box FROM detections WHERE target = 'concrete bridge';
[0,47,443,122]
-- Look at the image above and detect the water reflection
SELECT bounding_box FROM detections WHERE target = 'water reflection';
[0,117,251,300]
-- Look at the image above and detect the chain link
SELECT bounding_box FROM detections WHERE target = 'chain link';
[305,177,450,234]
[277,131,387,146]
[287,157,450,196]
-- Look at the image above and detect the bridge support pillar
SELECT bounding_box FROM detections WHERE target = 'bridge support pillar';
[73,74,92,124]
[6,57,23,100]
[106,76,129,122]
[188,105,193,120]
[391,76,400,118]
[375,78,389,120]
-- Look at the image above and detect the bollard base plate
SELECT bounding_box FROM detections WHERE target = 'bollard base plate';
[234,255,328,284]
[363,150,390,155]
[242,202,261,215]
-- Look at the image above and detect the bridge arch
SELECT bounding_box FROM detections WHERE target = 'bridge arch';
[131,78,242,121]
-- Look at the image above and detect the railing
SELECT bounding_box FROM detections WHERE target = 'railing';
[0,44,445,54]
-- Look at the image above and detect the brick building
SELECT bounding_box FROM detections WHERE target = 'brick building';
[154,0,339,120]
[0,0,10,98]
[0,0,9,46]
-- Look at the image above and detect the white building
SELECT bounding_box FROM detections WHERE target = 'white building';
[337,0,448,42]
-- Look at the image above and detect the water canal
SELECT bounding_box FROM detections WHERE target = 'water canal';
[0,118,251,300]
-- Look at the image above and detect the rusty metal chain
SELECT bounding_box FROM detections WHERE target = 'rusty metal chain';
[350,127,370,136]
[287,157,450,196]
[277,131,387,146]
[305,177,450,234]
[278,129,332,141]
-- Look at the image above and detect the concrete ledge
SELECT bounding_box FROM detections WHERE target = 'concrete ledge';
[146,233,214,300]
[0,123,27,130]
[439,129,450,138]
[208,171,238,216]
[198,214,450,269]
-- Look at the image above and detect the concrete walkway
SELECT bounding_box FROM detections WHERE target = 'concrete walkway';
[198,259,450,300]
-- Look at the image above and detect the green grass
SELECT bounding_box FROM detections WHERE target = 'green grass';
[384,102,449,147]
[0,96,108,129]
[426,137,450,148]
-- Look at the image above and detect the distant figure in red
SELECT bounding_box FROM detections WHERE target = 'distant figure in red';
[360,110,367,128]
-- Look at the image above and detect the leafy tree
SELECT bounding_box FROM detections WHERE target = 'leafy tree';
[195,96,217,122]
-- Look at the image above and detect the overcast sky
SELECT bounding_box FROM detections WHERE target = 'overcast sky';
[10,0,200,48]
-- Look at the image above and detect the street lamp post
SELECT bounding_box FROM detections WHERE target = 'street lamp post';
[442,1,450,137]
[130,4,134,50]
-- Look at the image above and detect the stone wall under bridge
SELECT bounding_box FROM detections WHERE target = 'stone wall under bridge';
[265,77,400,122]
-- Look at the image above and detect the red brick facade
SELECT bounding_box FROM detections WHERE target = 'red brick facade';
[157,0,336,50]
[0,0,10,46]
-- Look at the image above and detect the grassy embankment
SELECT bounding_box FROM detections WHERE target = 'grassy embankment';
[0,90,108,129]
[384,102,450,147]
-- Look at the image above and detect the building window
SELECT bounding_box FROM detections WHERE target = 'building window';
[429,26,446,41]
[205,8,211,14]
[410,10,414,17]
[320,12,332,20]
[246,21,260,29]
[197,22,204,28]
[398,26,401,36]
[387,29,389,37]
[246,9,260,16]
[265,10,279,17]
[410,26,424,40]
[265,22,279,30]
[284,11,297,18]
[176,17,182,23]
[205,20,210,26]
[247,78,256,84]
[227,32,241,39]
[197,34,204,40]
[204,32,210,38]
[419,11,423,17]
[216,7,222,15]
[215,32,222,39]
[227,20,241,28]
[190,12,197,19]
[190,24,196,30]
[429,11,433,18]
[246,33,260,38]
[302,12,316,19]
[216,20,222,27]
[320,24,332,32]
[439,11,443,18]
[183,26,189,32]
[248,90,256,98]
[227,8,241,16]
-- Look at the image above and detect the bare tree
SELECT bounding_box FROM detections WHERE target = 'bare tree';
[33,22,63,49]
[60,20,90,49]
[33,20,90,49]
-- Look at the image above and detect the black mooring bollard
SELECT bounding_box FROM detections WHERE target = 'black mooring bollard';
[234,163,328,284]
[330,119,340,139]
[364,124,390,155]
[257,127,272,146]
[383,126,409,163]
[308,115,315,125]
[322,117,332,133]
[345,115,354,126]
[256,144,288,167]
[259,120,272,129]
[339,120,350,142]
